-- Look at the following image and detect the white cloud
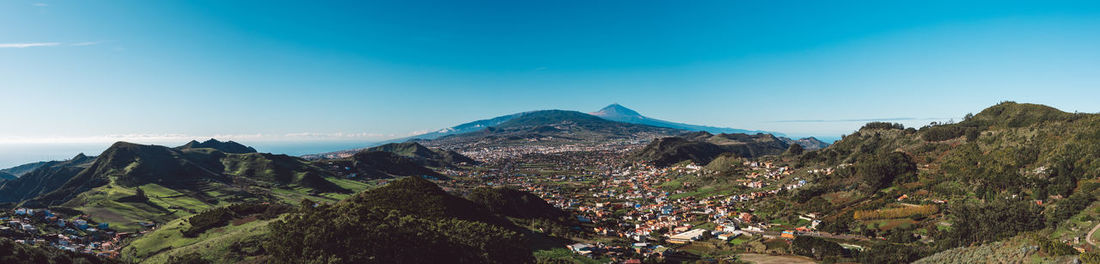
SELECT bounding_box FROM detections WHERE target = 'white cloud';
[0,41,105,48]
[0,42,61,48]
[70,41,103,46]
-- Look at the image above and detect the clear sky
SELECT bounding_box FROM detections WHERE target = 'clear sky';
[3,0,1100,146]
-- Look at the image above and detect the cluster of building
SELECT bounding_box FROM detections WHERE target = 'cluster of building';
[435,144,831,261]
[0,208,133,258]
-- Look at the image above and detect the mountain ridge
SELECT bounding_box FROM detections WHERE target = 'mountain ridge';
[590,103,786,137]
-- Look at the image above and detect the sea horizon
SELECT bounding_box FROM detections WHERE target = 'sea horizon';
[0,140,379,169]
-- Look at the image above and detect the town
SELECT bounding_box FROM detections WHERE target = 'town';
[436,142,854,263]
[0,207,144,258]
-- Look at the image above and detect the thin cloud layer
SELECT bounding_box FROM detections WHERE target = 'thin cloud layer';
[0,41,104,48]
[0,42,61,48]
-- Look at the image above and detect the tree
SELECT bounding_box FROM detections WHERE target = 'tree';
[791,236,847,260]
[855,152,916,192]
[166,253,211,264]
[786,144,805,156]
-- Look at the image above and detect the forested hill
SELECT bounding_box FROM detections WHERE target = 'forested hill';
[265,176,573,264]
[785,101,1100,263]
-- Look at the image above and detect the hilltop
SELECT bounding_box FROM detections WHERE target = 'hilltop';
[782,137,830,150]
[0,161,49,177]
[363,142,477,168]
[176,139,258,154]
[0,153,96,204]
[633,132,791,167]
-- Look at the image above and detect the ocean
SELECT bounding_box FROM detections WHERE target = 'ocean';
[0,140,377,169]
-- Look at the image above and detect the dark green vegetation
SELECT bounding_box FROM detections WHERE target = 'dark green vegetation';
[22,141,348,208]
[0,238,119,264]
[176,139,257,154]
[321,150,449,179]
[0,139,431,231]
[266,177,570,264]
[790,236,848,261]
[181,203,291,237]
[634,131,791,167]
[0,171,16,181]
[0,161,49,177]
[0,153,95,203]
[784,102,1100,263]
[365,142,477,168]
[121,177,571,264]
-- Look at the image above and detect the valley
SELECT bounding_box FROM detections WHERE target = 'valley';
[1,102,1099,264]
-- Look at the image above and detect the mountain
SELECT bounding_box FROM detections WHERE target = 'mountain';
[177,138,257,154]
[420,110,683,148]
[0,172,14,182]
[0,140,391,231]
[305,104,804,158]
[590,103,785,137]
[318,150,449,180]
[0,153,96,204]
[633,132,791,167]
[0,161,50,177]
[21,141,348,207]
[781,136,831,150]
[407,113,523,141]
[364,142,478,168]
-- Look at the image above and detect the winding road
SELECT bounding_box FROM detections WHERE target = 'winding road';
[1087,222,1100,247]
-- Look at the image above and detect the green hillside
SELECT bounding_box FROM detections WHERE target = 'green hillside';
[4,141,377,232]
[121,177,571,264]
[778,102,1100,263]
[265,176,571,264]
[633,132,791,166]
[364,142,478,167]
[0,153,95,204]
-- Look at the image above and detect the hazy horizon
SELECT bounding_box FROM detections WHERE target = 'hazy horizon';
[4,1,1100,166]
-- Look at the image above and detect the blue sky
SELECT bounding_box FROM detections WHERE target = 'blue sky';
[3,0,1100,145]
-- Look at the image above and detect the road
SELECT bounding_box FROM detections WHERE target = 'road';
[1087,221,1100,247]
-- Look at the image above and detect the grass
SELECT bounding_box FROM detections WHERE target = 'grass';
[63,175,372,233]
[533,247,608,264]
[122,214,280,264]
[729,236,751,245]
[63,182,221,232]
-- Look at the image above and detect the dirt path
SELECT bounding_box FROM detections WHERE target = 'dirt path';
[1087,221,1100,247]
[738,254,816,264]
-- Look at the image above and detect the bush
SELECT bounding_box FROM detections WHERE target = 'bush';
[791,236,847,260]
[855,152,916,192]
[920,125,977,142]
[862,122,905,130]
[1037,237,1077,256]
[166,252,211,264]
[182,203,292,237]
[936,198,1045,249]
